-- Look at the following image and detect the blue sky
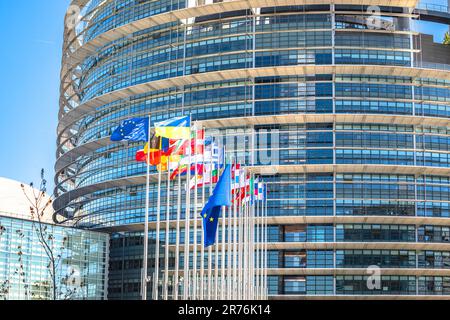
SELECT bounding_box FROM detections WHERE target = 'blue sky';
[0,1,70,191]
[416,0,449,41]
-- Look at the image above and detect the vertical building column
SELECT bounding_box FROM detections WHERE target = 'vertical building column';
[104,235,111,300]
[331,4,336,66]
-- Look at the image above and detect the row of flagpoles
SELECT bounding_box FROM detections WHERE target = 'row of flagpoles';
[110,115,268,300]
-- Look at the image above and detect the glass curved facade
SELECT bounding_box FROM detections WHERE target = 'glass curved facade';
[57,0,450,299]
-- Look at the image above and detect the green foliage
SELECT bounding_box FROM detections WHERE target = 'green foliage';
[444,32,450,45]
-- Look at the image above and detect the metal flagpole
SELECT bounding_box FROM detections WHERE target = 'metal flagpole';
[259,183,262,300]
[200,151,206,299]
[214,147,219,300]
[220,145,227,299]
[248,190,252,300]
[260,183,264,300]
[163,164,171,300]
[250,188,254,299]
[183,135,192,299]
[247,184,251,299]
[214,144,223,300]
[237,166,244,300]
[174,161,182,300]
[249,174,253,300]
[220,207,227,300]
[256,182,261,300]
[243,177,249,300]
[250,173,256,300]
[264,183,268,300]
[192,125,199,299]
[207,138,214,300]
[253,175,257,299]
[142,115,152,300]
[153,165,163,300]
[227,156,234,300]
[241,174,246,300]
[247,176,251,299]
[255,182,259,300]
[244,169,250,300]
[214,234,218,299]
[232,162,238,299]
[207,223,212,300]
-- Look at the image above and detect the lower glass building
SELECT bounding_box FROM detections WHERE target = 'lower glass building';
[56,0,450,299]
[0,214,109,300]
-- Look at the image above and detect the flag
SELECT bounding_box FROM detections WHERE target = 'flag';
[201,165,232,247]
[166,138,189,156]
[192,129,205,155]
[238,167,246,204]
[169,129,205,156]
[155,116,191,140]
[157,154,183,172]
[169,137,219,180]
[231,163,241,204]
[187,139,222,188]
[244,174,254,204]
[111,118,149,142]
[170,163,205,180]
[253,177,260,204]
[253,180,267,201]
[188,163,219,189]
[135,130,169,166]
[136,149,147,162]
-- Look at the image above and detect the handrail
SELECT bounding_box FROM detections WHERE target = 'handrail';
[416,3,449,13]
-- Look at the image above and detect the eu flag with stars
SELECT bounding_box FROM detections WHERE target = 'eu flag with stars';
[111,118,149,142]
[201,164,232,247]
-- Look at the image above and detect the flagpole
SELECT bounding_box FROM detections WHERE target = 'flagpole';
[251,173,256,299]
[227,155,234,300]
[243,173,248,300]
[248,177,252,299]
[237,168,243,300]
[214,143,223,300]
[183,143,192,299]
[255,181,259,300]
[200,158,206,300]
[153,167,162,300]
[192,125,199,299]
[264,183,268,300]
[207,235,212,300]
[260,183,265,300]
[207,150,214,300]
[247,183,251,300]
[245,169,250,299]
[220,145,227,300]
[174,160,182,300]
[252,178,255,299]
[232,163,238,300]
[164,164,171,300]
[241,171,246,300]
[220,207,227,300]
[215,190,226,300]
[214,226,219,297]
[247,173,252,299]
[257,184,264,300]
[142,115,152,300]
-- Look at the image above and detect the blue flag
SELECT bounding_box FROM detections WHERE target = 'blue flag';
[111,118,149,142]
[201,164,232,247]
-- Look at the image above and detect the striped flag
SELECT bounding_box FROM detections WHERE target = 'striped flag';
[155,116,191,140]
